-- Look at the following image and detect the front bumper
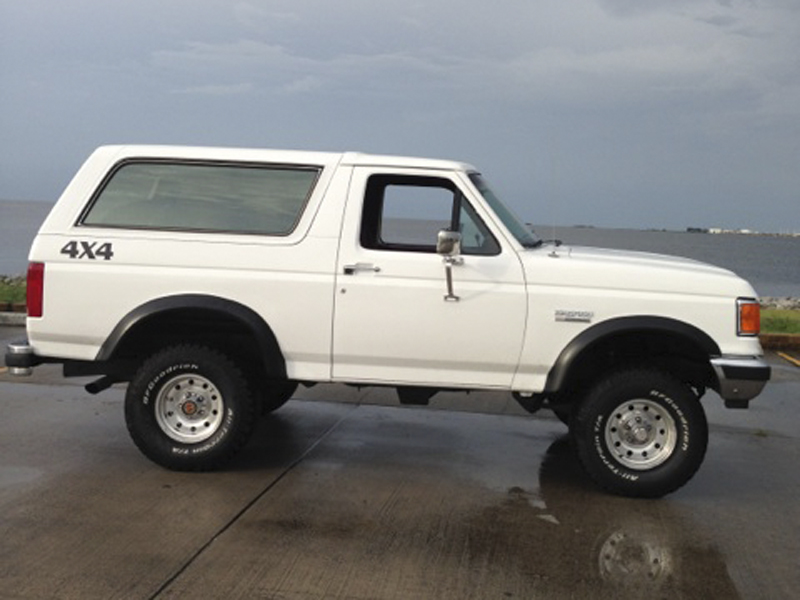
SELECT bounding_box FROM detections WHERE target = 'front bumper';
[711,356,771,408]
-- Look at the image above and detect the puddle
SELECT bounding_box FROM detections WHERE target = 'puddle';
[0,466,43,488]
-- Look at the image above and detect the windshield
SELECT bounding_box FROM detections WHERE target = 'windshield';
[468,173,540,248]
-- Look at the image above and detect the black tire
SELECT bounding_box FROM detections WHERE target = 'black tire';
[552,405,572,426]
[571,368,708,498]
[124,344,257,471]
[256,379,298,415]
[548,395,575,426]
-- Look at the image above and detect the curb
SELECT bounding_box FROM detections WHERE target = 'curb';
[0,312,26,327]
[759,334,800,351]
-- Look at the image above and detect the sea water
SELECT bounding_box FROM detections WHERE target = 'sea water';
[1,200,797,297]
[536,225,799,298]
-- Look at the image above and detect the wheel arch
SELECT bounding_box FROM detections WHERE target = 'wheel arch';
[96,294,287,379]
[544,316,720,395]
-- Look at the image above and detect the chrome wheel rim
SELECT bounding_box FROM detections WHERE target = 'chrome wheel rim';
[155,374,224,444]
[597,529,672,584]
[605,399,677,470]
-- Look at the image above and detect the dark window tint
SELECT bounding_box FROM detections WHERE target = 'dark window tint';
[361,175,500,255]
[82,161,320,235]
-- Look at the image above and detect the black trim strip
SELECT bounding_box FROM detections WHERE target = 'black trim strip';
[544,316,721,392]
[719,364,771,381]
[97,294,286,379]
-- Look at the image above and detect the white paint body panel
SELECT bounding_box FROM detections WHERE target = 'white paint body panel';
[331,167,527,388]
[25,144,765,393]
[512,245,761,391]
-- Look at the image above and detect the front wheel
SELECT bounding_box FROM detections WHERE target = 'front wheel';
[571,368,708,498]
[256,379,298,414]
[125,345,257,471]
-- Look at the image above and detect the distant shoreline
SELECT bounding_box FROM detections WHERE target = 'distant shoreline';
[684,227,800,238]
[570,225,800,238]
[4,203,800,296]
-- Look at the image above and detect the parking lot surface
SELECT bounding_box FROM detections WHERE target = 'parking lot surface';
[2,326,799,599]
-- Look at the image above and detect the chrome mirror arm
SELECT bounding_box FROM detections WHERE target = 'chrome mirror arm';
[443,256,463,302]
[437,229,464,302]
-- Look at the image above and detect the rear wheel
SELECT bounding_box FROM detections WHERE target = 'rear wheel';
[125,344,257,471]
[552,405,573,426]
[571,368,708,498]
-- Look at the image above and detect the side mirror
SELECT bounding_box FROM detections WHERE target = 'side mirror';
[437,230,463,302]
[436,230,462,257]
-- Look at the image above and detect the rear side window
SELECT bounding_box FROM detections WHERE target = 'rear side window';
[80,160,321,236]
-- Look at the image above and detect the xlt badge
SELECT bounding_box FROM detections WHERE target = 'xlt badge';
[555,309,594,323]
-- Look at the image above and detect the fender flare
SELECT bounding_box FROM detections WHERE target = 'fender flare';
[96,294,287,379]
[544,316,720,393]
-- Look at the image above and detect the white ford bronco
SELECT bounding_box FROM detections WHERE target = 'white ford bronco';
[5,145,770,497]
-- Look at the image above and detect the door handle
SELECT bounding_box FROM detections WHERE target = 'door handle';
[343,263,381,275]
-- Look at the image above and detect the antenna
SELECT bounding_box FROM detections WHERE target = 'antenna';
[547,124,562,253]
[548,124,560,247]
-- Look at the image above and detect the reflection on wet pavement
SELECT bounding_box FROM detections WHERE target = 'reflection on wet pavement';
[157,412,741,599]
[1,361,798,598]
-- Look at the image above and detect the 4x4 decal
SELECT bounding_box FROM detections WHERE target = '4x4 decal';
[60,240,115,261]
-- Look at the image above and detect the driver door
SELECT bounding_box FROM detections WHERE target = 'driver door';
[331,168,527,389]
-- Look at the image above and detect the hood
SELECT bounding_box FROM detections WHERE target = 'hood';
[522,244,757,298]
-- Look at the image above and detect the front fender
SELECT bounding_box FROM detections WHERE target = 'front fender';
[544,316,720,393]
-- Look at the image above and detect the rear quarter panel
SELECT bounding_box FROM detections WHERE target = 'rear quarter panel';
[27,148,352,381]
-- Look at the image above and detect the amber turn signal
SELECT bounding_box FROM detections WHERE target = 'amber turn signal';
[737,298,760,337]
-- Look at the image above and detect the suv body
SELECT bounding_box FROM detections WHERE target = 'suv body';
[6,145,770,497]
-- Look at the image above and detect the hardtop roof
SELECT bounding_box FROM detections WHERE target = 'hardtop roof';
[96,145,476,172]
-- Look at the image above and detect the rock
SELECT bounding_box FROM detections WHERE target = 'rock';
[760,297,800,310]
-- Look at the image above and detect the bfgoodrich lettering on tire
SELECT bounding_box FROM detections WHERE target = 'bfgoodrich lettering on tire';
[125,345,256,471]
[572,368,708,498]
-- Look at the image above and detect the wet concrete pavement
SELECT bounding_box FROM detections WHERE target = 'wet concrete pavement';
[2,326,799,599]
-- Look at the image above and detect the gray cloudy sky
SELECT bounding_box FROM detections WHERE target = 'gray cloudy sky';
[1,0,798,232]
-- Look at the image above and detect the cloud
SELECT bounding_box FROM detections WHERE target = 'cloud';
[1,0,799,231]
[151,38,458,99]
[279,75,325,95]
[697,13,740,28]
[152,40,292,72]
[172,82,254,96]
[141,0,797,123]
